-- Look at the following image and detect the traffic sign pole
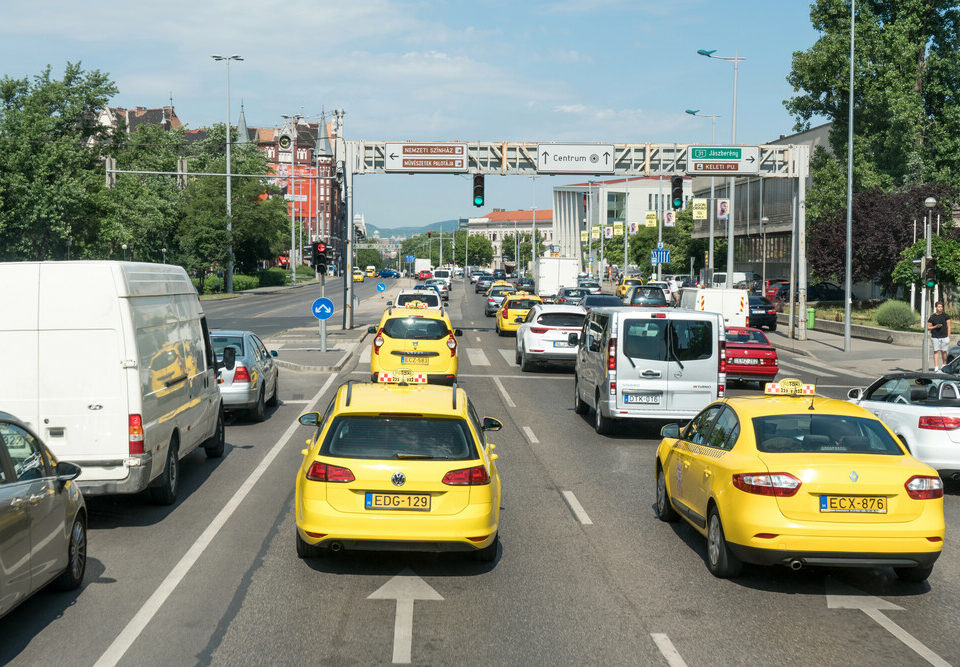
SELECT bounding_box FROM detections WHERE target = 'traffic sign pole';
[320,273,326,353]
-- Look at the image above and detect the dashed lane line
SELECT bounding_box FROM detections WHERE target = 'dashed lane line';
[498,349,515,366]
[561,490,593,525]
[465,348,490,367]
[521,426,539,444]
[492,376,516,407]
[650,634,687,667]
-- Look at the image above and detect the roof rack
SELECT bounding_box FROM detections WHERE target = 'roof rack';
[452,382,457,409]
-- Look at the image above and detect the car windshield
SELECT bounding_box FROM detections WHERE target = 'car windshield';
[321,416,476,460]
[538,313,585,327]
[505,299,539,310]
[726,329,770,345]
[750,296,773,306]
[212,335,244,358]
[381,317,449,340]
[433,270,450,278]
[397,293,440,307]
[753,414,904,455]
[583,295,622,307]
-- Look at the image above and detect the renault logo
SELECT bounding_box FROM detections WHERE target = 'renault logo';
[850,470,858,482]
[392,472,406,487]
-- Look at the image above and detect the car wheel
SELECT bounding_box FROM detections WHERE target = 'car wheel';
[520,349,533,372]
[251,387,266,422]
[204,408,225,458]
[296,529,323,559]
[475,533,499,562]
[53,516,87,591]
[266,373,279,407]
[655,464,679,522]
[768,322,777,332]
[706,507,742,577]
[150,439,179,506]
[594,395,613,435]
[515,346,522,365]
[573,377,588,415]
[895,564,933,582]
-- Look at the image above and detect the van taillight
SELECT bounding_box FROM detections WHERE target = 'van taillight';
[129,414,145,455]
[373,328,385,355]
[718,340,726,398]
[233,365,251,383]
[608,338,617,371]
[447,334,457,356]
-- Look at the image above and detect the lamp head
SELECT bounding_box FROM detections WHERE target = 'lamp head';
[697,49,717,57]
[685,109,699,116]
[925,196,937,209]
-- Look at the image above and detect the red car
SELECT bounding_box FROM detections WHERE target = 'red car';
[764,279,788,300]
[724,327,778,385]
[418,270,432,280]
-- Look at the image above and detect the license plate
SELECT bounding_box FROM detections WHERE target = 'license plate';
[401,356,429,365]
[735,358,760,365]
[365,492,431,511]
[624,392,662,405]
[751,310,765,315]
[819,495,887,513]
[553,341,570,347]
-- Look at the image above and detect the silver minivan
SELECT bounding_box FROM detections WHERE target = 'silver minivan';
[571,307,726,434]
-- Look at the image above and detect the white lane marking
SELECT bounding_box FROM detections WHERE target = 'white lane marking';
[862,608,950,667]
[281,399,311,405]
[475,336,482,342]
[498,349,515,366]
[650,633,688,667]
[777,359,837,378]
[466,348,490,366]
[94,373,340,667]
[521,426,539,444]
[561,490,593,525]
[368,569,443,664]
[492,376,516,407]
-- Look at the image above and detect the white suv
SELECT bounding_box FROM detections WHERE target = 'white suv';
[515,304,586,371]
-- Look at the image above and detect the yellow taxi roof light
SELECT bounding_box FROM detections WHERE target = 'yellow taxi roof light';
[764,378,816,396]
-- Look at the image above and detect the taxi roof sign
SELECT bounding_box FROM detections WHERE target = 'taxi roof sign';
[764,378,815,396]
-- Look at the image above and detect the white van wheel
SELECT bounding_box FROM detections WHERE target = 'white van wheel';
[204,408,225,458]
[594,395,613,435]
[574,377,588,415]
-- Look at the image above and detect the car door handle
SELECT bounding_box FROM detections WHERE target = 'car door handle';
[165,375,187,387]
[642,370,662,378]
[28,494,45,504]
[10,497,23,508]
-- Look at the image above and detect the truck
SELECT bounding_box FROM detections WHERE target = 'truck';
[679,287,750,327]
[537,257,580,299]
[414,258,431,276]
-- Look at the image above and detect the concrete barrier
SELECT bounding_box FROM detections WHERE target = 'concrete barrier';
[776,313,924,348]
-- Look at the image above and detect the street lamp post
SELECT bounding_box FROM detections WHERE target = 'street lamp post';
[921,196,937,371]
[121,244,128,261]
[760,216,769,291]
[211,54,242,293]
[161,247,167,264]
[844,0,856,352]
[697,49,745,288]
[685,109,720,281]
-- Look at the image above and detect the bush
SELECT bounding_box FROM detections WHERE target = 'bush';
[875,300,916,330]
[295,264,314,278]
[256,267,286,287]
[191,276,223,294]
[232,274,259,291]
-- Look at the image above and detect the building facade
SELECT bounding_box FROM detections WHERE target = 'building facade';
[466,209,553,269]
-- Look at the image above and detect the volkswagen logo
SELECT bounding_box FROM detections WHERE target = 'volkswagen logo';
[391,472,406,487]
[850,470,858,482]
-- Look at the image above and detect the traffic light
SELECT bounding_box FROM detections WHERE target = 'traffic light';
[472,174,485,207]
[671,176,684,210]
[427,231,432,238]
[925,256,937,289]
[311,241,327,269]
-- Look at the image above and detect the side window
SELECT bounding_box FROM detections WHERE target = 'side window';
[707,407,740,451]
[865,378,909,402]
[254,335,269,360]
[525,309,537,323]
[250,336,264,362]
[199,316,216,371]
[467,400,486,446]
[0,423,49,482]
[685,405,722,445]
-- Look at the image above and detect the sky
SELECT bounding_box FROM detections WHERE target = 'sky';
[1,0,825,229]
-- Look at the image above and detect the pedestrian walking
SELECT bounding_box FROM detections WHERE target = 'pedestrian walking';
[927,300,951,372]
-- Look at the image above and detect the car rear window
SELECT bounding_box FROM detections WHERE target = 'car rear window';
[505,299,539,309]
[538,313,585,327]
[753,414,903,455]
[212,336,244,358]
[491,287,514,296]
[397,293,440,307]
[750,296,774,306]
[560,288,585,297]
[630,287,667,304]
[580,282,600,289]
[433,270,450,278]
[584,295,622,307]
[622,319,713,362]
[382,317,449,340]
[321,416,476,460]
[726,329,769,345]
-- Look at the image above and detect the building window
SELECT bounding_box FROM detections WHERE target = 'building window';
[607,192,625,221]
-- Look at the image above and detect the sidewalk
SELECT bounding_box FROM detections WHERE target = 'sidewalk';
[768,325,922,380]
[263,278,415,372]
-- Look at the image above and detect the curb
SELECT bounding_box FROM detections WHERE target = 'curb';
[769,340,813,357]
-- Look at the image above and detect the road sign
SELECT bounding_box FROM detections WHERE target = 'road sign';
[405,254,415,263]
[384,143,467,172]
[650,247,670,265]
[537,144,615,174]
[283,194,308,201]
[376,282,386,292]
[686,146,760,174]
[311,297,335,320]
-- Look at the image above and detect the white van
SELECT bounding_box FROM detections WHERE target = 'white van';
[711,271,758,288]
[571,307,726,434]
[0,261,224,504]
[432,268,453,290]
[680,288,750,327]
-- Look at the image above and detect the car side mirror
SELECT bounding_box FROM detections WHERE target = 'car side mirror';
[270,350,278,357]
[56,460,81,487]
[386,300,393,307]
[222,347,236,371]
[660,423,680,439]
[367,326,377,334]
[455,329,463,336]
[298,412,320,426]
[847,388,863,401]
[567,332,579,345]
[482,417,502,431]
[588,340,600,352]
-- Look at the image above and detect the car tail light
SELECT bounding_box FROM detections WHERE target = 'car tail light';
[129,414,145,455]
[530,327,548,334]
[651,312,667,318]
[918,416,960,430]
[233,365,251,383]
[373,329,384,355]
[306,461,355,483]
[608,337,617,371]
[905,475,944,499]
[442,465,490,485]
[766,309,776,315]
[732,472,801,497]
[719,340,726,374]
[609,380,616,396]
[447,334,457,356]
[488,298,495,303]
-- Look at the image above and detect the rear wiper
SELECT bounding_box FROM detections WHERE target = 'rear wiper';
[395,453,444,459]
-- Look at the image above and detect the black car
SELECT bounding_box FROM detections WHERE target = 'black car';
[748,295,778,331]
[580,294,623,312]
[808,282,844,301]
[626,285,669,307]
[516,277,535,292]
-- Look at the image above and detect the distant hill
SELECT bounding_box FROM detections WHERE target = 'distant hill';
[367,219,460,239]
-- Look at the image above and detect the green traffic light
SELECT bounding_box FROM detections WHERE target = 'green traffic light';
[672,198,683,208]
[474,196,484,206]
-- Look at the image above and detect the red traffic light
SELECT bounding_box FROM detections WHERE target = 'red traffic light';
[315,241,326,253]
[427,231,432,238]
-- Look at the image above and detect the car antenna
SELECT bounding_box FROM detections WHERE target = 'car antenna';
[809,376,819,410]
[345,380,354,407]
[452,382,457,409]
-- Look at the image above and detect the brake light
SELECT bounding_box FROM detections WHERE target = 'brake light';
[442,465,490,485]
[905,475,944,499]
[488,298,495,303]
[918,416,960,430]
[447,334,457,356]
[732,472,801,497]
[719,340,726,374]
[766,309,776,315]
[373,329,384,355]
[233,365,251,383]
[608,337,617,371]
[128,414,144,455]
[306,461,355,483]
[651,312,667,318]
[530,327,548,334]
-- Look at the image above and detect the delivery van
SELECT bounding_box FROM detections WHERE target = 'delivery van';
[0,261,224,505]
[679,287,750,327]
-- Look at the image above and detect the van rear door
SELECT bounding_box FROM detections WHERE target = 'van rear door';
[0,263,40,431]
[617,315,670,412]
[665,315,719,413]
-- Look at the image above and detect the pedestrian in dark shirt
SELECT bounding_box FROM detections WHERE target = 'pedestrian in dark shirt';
[927,301,951,372]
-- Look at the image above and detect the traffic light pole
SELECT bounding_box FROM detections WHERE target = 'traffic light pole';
[320,271,327,353]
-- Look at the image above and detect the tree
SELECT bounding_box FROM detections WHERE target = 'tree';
[0,63,117,260]
[452,230,493,267]
[501,231,544,264]
[356,248,383,270]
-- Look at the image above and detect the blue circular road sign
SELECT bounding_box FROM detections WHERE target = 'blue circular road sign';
[311,297,335,320]
[376,282,386,292]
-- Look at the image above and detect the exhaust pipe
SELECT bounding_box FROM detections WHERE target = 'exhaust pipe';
[329,542,343,553]
[789,559,804,571]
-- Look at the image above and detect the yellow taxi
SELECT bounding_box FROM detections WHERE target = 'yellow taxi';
[368,305,462,385]
[654,378,944,581]
[352,269,365,283]
[295,381,502,561]
[365,268,376,277]
[496,292,542,336]
[487,280,514,294]
[617,276,645,297]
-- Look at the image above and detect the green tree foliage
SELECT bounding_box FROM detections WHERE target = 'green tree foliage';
[356,248,383,270]
[501,231,545,264]
[0,63,117,259]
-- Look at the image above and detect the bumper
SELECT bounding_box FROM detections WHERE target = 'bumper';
[370,372,456,385]
[525,346,577,362]
[220,382,260,409]
[726,365,778,382]
[749,315,777,328]
[727,543,941,569]
[75,453,154,496]
[603,400,700,422]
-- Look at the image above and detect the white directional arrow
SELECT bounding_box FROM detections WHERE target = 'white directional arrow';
[315,304,331,314]
[826,578,950,666]
[368,569,443,664]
